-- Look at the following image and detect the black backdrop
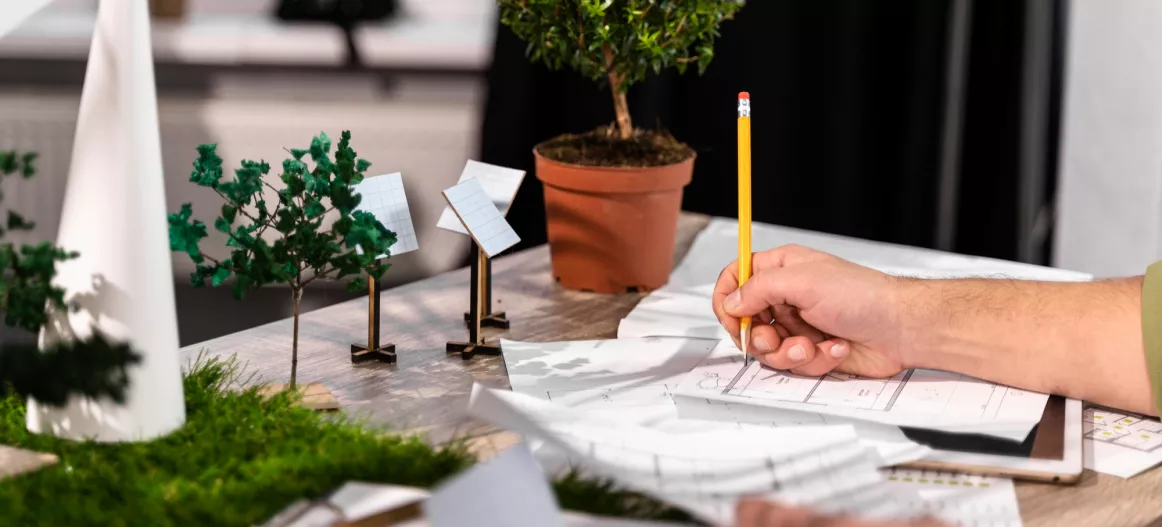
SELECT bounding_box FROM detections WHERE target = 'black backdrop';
[478,0,1063,263]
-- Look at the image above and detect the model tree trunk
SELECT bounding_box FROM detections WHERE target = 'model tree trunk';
[290,287,302,388]
[604,45,633,140]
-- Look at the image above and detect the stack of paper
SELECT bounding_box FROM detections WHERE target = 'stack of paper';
[468,384,910,526]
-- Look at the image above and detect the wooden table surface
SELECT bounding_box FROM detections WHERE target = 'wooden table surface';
[182,213,1162,527]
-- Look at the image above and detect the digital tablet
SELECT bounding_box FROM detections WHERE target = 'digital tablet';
[897,395,1083,483]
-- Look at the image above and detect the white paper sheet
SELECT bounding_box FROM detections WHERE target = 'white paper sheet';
[468,384,911,527]
[673,340,1048,441]
[441,177,521,257]
[1082,404,1162,478]
[352,173,419,257]
[881,468,1022,527]
[425,444,563,527]
[437,160,525,235]
[501,338,929,466]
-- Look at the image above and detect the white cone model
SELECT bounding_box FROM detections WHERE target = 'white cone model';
[26,0,186,442]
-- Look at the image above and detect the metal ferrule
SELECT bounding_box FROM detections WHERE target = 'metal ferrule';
[738,99,751,118]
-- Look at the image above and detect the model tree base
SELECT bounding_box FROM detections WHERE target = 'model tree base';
[258,382,340,412]
[446,341,502,361]
[463,311,509,329]
[350,343,397,364]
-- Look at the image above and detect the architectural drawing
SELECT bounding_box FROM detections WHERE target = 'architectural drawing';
[675,341,1050,436]
[1084,405,1162,453]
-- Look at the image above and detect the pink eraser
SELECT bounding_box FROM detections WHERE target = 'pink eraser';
[739,92,750,100]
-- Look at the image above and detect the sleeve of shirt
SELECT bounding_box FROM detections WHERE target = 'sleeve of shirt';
[1142,261,1162,415]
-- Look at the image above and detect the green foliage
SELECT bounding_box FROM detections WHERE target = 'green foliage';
[168,131,397,300]
[499,0,742,89]
[0,150,139,405]
[0,152,78,333]
[0,354,683,526]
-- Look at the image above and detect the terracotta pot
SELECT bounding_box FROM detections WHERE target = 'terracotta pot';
[534,147,695,294]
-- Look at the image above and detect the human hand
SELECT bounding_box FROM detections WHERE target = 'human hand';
[736,500,949,527]
[712,245,915,378]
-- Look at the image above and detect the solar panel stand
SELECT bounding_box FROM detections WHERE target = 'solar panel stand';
[463,240,509,329]
[447,246,502,360]
[350,275,397,364]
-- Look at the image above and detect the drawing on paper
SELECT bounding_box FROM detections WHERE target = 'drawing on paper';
[1084,405,1162,452]
[681,344,1048,424]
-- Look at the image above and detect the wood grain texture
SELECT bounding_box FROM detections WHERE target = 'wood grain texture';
[180,212,1162,526]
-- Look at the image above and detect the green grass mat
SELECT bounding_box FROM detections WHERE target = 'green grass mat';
[0,354,687,526]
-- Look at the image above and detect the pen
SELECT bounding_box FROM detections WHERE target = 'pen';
[738,92,753,368]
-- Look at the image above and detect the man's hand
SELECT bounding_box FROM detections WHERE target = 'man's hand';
[712,245,915,378]
[736,500,949,527]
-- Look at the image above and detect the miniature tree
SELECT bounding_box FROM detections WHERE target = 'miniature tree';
[168,131,396,388]
[499,0,743,140]
[0,151,140,405]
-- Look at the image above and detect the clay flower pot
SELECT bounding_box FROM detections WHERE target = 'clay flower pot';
[534,147,695,294]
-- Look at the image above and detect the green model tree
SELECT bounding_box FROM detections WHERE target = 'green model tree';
[0,151,140,406]
[168,131,396,388]
[499,0,743,140]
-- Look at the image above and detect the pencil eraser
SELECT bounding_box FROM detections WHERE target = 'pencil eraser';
[739,92,750,100]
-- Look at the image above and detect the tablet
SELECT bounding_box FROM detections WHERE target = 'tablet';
[897,395,1083,484]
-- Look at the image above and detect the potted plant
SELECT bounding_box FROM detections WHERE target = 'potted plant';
[499,0,744,293]
[168,131,396,410]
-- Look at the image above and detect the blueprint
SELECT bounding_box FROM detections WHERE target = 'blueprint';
[1083,404,1162,478]
[674,340,1050,441]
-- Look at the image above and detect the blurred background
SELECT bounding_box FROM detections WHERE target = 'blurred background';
[0,0,1152,345]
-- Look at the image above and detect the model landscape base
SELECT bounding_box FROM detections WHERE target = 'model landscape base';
[258,383,341,412]
[0,445,58,481]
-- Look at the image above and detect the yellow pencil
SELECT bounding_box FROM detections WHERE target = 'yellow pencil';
[738,92,753,367]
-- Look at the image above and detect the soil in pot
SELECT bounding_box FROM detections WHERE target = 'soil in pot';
[536,126,693,168]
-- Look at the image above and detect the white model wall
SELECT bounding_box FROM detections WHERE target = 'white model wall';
[1054,1,1162,277]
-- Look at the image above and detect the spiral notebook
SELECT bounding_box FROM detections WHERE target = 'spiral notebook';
[882,468,1022,527]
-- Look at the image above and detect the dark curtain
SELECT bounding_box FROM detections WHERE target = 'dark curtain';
[478,1,1064,262]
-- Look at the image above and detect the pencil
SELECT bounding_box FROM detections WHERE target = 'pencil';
[738,92,753,367]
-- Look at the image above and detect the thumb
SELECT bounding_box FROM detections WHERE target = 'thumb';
[723,269,808,318]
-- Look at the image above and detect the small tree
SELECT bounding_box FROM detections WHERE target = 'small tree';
[499,0,744,140]
[0,151,139,405]
[168,131,396,388]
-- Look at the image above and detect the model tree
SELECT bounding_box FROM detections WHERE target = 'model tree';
[499,0,743,140]
[0,151,140,405]
[168,131,396,388]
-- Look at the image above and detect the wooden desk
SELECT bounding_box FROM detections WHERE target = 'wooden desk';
[181,213,1162,527]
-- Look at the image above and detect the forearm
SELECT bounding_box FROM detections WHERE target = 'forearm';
[900,277,1156,415]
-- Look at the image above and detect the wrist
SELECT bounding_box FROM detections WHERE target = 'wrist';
[891,277,956,371]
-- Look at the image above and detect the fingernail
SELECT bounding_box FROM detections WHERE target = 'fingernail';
[830,342,848,359]
[725,290,741,310]
[788,344,806,361]
[755,337,772,352]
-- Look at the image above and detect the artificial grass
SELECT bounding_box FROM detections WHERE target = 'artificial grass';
[0,354,687,526]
